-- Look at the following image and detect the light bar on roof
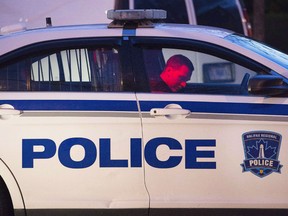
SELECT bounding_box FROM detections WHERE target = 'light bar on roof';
[107,9,167,21]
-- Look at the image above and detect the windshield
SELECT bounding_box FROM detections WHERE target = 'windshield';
[225,34,288,71]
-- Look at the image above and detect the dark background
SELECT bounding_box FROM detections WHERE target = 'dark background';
[243,0,288,54]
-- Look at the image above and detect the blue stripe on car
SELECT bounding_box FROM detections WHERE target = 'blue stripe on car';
[0,100,287,116]
[139,101,288,116]
[0,100,138,111]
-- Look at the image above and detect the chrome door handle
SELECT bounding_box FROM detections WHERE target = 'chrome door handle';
[0,104,22,119]
[150,104,190,119]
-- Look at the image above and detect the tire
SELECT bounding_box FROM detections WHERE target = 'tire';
[0,177,14,216]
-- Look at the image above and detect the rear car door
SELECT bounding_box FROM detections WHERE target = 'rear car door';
[0,38,149,215]
[132,37,288,215]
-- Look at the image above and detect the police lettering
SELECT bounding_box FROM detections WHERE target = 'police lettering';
[22,137,216,169]
[249,159,274,167]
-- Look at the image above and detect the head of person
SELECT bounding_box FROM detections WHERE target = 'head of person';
[160,54,194,92]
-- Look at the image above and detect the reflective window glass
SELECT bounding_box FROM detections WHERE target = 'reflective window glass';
[0,47,122,92]
[141,47,259,95]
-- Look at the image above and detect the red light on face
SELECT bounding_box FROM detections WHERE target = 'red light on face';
[162,65,191,92]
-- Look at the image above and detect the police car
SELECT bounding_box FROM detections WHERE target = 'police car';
[0,9,288,216]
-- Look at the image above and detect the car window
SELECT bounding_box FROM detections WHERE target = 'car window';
[134,0,189,24]
[115,0,245,34]
[139,46,267,95]
[193,0,244,34]
[0,46,122,92]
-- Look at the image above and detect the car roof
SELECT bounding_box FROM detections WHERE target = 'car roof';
[0,22,234,56]
[0,23,121,56]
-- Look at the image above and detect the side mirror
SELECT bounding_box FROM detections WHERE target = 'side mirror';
[248,75,288,96]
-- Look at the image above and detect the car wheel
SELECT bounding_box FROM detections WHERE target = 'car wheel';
[0,177,14,216]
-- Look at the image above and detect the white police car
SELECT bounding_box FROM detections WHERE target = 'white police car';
[0,9,288,216]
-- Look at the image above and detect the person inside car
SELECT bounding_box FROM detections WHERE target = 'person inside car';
[151,54,194,93]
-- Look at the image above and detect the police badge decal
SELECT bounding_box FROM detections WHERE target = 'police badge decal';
[241,131,283,178]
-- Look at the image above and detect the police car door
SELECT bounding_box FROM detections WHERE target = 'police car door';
[0,38,149,214]
[133,38,288,214]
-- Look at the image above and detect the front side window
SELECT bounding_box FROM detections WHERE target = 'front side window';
[0,46,122,92]
[139,46,267,95]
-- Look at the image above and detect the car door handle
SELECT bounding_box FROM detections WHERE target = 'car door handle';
[150,104,190,118]
[0,104,22,119]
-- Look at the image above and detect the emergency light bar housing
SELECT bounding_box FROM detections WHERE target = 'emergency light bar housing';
[107,9,167,28]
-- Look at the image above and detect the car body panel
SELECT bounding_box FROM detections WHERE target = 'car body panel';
[0,92,148,209]
[137,93,288,208]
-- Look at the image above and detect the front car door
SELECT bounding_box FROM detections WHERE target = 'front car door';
[132,37,288,215]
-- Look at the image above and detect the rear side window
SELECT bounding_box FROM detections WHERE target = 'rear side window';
[0,46,123,92]
[193,0,244,34]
